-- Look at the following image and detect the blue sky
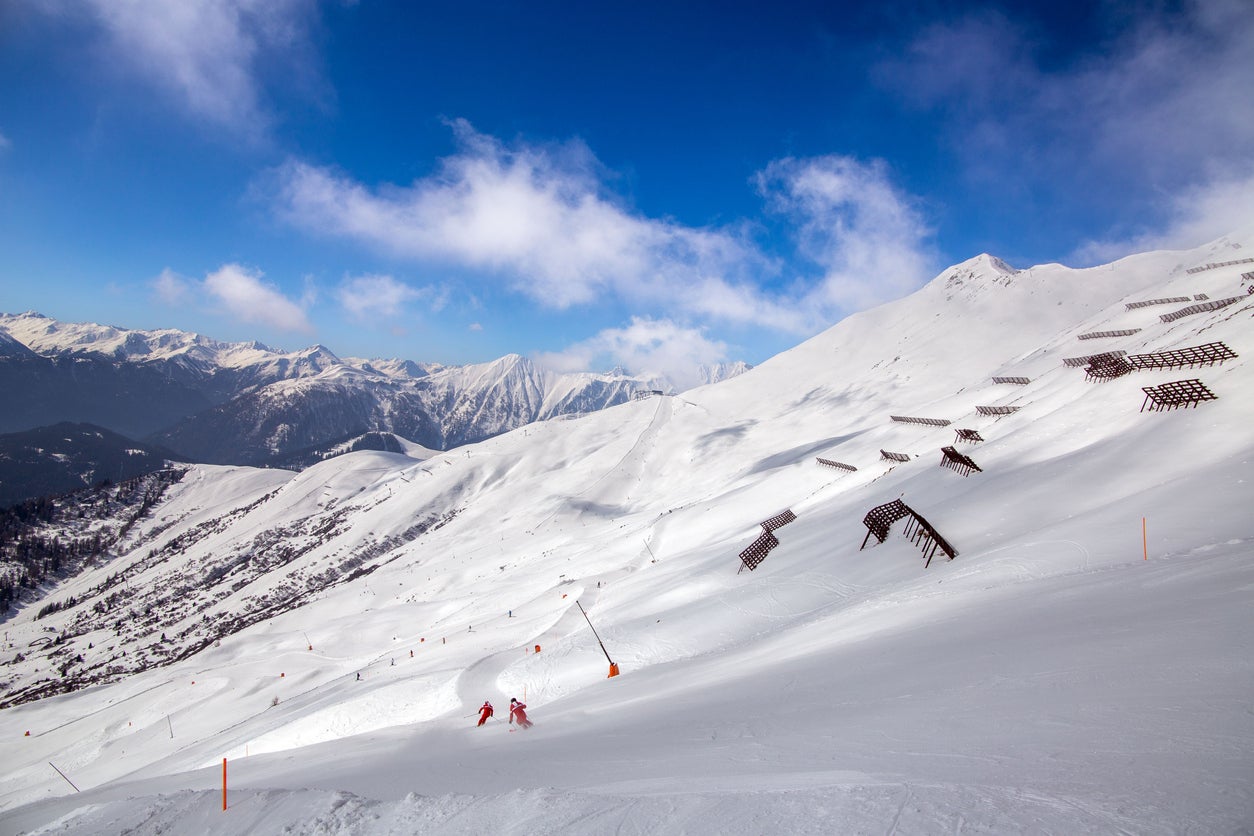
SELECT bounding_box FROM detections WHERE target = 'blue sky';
[2,1,1252,385]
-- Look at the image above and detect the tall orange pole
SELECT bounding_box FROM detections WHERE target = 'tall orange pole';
[1142,517,1147,560]
[222,758,227,811]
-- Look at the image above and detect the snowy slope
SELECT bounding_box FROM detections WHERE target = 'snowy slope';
[1,234,1252,834]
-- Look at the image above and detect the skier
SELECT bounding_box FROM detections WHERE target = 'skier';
[509,697,533,729]
[477,700,494,727]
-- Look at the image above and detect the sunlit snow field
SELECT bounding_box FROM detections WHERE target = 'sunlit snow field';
[2,236,1252,834]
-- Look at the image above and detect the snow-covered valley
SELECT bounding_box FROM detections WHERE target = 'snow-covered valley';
[1,234,1252,834]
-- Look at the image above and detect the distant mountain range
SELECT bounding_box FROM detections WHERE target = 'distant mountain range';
[0,312,749,503]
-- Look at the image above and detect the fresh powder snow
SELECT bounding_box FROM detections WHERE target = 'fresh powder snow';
[1,233,1252,834]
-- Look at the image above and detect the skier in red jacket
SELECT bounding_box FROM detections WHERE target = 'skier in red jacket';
[509,698,533,729]
[477,701,494,726]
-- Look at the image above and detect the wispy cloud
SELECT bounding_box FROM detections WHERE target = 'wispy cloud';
[336,274,434,322]
[757,155,935,310]
[152,263,313,333]
[268,120,793,324]
[48,0,321,138]
[1074,165,1254,263]
[536,317,728,390]
[205,263,313,333]
[880,0,1254,258]
[266,120,936,335]
[0,129,11,152]
[151,267,194,306]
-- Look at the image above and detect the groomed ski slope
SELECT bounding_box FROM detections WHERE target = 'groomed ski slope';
[2,232,1253,834]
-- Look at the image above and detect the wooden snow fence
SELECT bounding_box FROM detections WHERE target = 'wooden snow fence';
[816,457,857,472]
[939,446,982,477]
[890,415,951,427]
[859,499,957,568]
[738,509,798,571]
[1085,353,1134,382]
[975,405,1020,416]
[1064,350,1127,368]
[953,428,983,444]
[1186,257,1254,274]
[738,532,779,572]
[1160,297,1245,323]
[880,450,911,463]
[1077,328,1141,340]
[1140,379,1218,412]
[1127,341,1237,371]
[991,376,1031,385]
[1126,297,1191,310]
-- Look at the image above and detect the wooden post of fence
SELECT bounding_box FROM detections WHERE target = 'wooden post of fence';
[222,758,227,811]
[1142,517,1147,561]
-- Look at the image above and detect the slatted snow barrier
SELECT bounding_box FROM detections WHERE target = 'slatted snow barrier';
[1064,350,1128,368]
[975,405,1020,416]
[1160,297,1244,323]
[859,499,957,567]
[633,389,665,400]
[1085,353,1134,381]
[737,509,799,571]
[1194,294,1209,301]
[939,446,982,476]
[738,531,779,571]
[1127,342,1237,371]
[1140,379,1218,412]
[760,509,797,533]
[1186,257,1254,274]
[1126,296,1191,310]
[880,450,911,463]
[1077,328,1141,340]
[954,428,983,444]
[816,457,857,472]
[890,415,952,427]
[991,376,1031,385]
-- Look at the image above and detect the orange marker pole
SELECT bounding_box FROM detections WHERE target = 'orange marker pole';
[222,758,227,811]
[1142,517,1147,560]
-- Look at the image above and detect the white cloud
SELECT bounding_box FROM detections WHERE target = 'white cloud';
[468,322,483,332]
[52,0,320,137]
[881,1,1254,250]
[336,274,428,321]
[151,267,193,305]
[1074,166,1254,263]
[536,317,728,391]
[0,129,10,152]
[268,121,935,335]
[204,263,313,333]
[756,155,936,311]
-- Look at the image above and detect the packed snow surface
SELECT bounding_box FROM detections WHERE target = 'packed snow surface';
[2,234,1253,834]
